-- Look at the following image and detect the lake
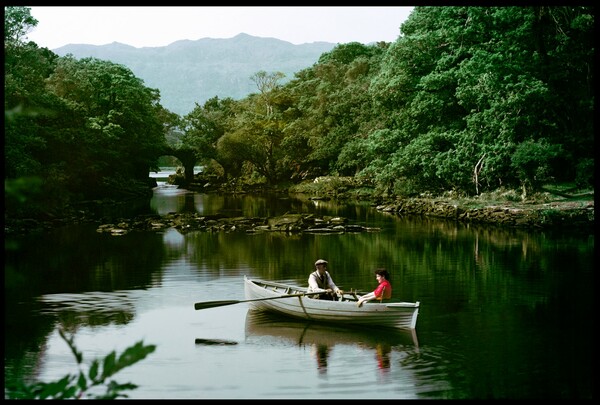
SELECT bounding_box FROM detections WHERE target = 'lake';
[4,179,594,399]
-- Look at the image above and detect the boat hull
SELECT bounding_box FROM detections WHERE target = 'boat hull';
[244,276,419,330]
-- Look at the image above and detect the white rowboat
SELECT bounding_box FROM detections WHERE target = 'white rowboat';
[243,275,420,330]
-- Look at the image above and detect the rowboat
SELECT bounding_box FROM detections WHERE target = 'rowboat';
[243,275,420,330]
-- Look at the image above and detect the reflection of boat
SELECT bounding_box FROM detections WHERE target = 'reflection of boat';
[244,309,419,349]
[245,309,419,374]
[244,276,420,330]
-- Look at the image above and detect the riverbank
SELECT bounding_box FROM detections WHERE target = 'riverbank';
[309,182,595,231]
[4,184,594,236]
[374,195,594,230]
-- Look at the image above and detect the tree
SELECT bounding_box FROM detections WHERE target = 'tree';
[218,93,292,185]
[364,6,594,196]
[250,70,285,117]
[181,96,236,166]
[5,6,64,214]
[282,43,387,179]
[4,6,38,47]
[43,56,167,196]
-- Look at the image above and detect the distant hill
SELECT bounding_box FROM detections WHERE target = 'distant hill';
[53,33,336,115]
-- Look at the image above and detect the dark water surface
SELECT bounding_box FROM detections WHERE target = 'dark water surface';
[4,183,593,399]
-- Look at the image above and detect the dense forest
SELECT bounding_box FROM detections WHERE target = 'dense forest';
[5,6,594,221]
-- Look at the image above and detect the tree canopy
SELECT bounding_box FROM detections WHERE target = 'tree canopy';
[5,6,594,219]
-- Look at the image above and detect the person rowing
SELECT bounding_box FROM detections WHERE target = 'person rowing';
[307,259,342,301]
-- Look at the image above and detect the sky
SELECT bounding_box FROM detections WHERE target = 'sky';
[26,6,414,50]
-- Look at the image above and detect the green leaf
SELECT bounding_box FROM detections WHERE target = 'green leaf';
[60,385,79,399]
[88,358,100,381]
[101,351,117,379]
[36,375,74,399]
[77,371,88,391]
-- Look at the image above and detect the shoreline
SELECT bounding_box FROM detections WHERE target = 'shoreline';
[4,190,595,237]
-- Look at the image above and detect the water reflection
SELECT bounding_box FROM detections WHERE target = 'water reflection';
[150,185,195,215]
[313,344,329,374]
[37,291,137,327]
[5,189,593,399]
[244,309,419,376]
[376,342,392,371]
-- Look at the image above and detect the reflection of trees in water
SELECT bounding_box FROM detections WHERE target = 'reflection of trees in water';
[182,192,198,213]
[5,224,166,394]
[55,310,135,328]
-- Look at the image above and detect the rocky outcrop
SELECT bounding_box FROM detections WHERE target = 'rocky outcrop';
[376,198,595,229]
[96,213,381,236]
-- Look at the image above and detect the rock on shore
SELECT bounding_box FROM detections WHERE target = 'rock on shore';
[95,213,381,236]
[376,198,594,229]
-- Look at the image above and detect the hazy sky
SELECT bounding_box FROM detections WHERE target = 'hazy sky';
[26,6,414,50]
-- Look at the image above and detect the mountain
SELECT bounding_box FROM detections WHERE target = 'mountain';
[53,33,336,115]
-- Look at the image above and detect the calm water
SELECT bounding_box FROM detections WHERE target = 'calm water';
[4,179,594,399]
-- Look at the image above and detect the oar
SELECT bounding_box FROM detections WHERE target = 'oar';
[194,291,327,310]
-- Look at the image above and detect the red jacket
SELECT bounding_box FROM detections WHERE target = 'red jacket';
[373,280,392,300]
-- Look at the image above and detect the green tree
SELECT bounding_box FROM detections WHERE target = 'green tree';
[250,70,285,117]
[215,72,293,186]
[44,56,167,197]
[4,5,37,46]
[5,6,65,215]
[218,91,292,186]
[365,6,593,196]
[5,6,171,216]
[4,6,58,180]
[282,42,388,179]
[180,96,236,172]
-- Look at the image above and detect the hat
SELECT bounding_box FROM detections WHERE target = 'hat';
[315,259,328,266]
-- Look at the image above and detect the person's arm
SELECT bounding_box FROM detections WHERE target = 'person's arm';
[326,272,341,294]
[357,291,376,307]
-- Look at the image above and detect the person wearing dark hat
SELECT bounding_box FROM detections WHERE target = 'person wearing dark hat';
[308,259,342,300]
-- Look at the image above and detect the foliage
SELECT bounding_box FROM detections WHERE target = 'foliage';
[362,6,594,196]
[215,79,295,185]
[4,6,38,46]
[511,139,564,192]
[5,6,170,214]
[5,328,156,400]
[4,176,45,218]
[574,158,594,189]
[180,96,236,170]
[289,176,358,198]
[280,42,388,179]
[5,6,594,217]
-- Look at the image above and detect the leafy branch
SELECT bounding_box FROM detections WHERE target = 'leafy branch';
[6,328,156,399]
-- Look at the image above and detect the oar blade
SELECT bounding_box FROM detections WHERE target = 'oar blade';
[194,300,240,310]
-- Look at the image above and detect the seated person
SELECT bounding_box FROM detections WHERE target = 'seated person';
[357,268,392,307]
[308,259,342,301]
